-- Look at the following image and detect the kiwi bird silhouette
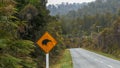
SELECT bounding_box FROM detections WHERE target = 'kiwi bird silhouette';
[42,39,52,45]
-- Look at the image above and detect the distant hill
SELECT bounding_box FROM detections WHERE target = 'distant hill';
[47,2,87,16]
[47,0,120,16]
[67,0,120,17]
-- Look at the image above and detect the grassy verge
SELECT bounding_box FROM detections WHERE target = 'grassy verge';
[84,48,120,61]
[50,49,73,68]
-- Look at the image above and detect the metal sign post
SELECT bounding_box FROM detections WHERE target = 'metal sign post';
[46,53,49,68]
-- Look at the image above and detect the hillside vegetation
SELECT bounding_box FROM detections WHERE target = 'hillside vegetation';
[0,0,65,68]
[48,0,120,59]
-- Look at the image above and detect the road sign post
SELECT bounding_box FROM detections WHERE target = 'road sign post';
[36,32,57,68]
[46,53,49,68]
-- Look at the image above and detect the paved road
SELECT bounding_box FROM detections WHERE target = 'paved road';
[70,48,120,68]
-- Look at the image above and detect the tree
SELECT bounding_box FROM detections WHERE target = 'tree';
[0,0,36,68]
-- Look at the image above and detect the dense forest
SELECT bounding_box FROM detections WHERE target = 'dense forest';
[47,3,87,16]
[48,0,120,16]
[0,0,65,68]
[63,0,120,18]
[48,0,120,58]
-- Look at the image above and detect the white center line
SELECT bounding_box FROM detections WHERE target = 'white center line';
[107,65,113,68]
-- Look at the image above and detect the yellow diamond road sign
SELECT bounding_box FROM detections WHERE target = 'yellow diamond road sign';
[36,32,57,53]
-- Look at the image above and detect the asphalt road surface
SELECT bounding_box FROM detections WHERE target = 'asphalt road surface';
[70,48,120,68]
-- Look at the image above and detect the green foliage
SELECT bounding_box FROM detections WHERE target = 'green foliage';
[82,17,120,58]
[0,0,16,16]
[0,0,37,68]
[0,0,65,68]
[16,0,50,40]
[0,55,22,68]
[20,57,36,68]
[0,39,36,68]
[29,0,40,5]
[9,40,35,56]
[0,39,11,48]
[19,4,38,21]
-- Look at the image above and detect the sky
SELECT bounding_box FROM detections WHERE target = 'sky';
[47,0,96,5]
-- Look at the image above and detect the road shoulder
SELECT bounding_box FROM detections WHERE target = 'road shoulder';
[50,49,73,68]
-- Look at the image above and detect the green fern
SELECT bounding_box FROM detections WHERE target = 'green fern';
[0,54,22,68]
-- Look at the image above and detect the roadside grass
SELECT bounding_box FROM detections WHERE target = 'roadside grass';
[84,48,120,61]
[50,49,73,68]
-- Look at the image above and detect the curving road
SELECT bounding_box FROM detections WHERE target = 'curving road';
[70,48,120,68]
